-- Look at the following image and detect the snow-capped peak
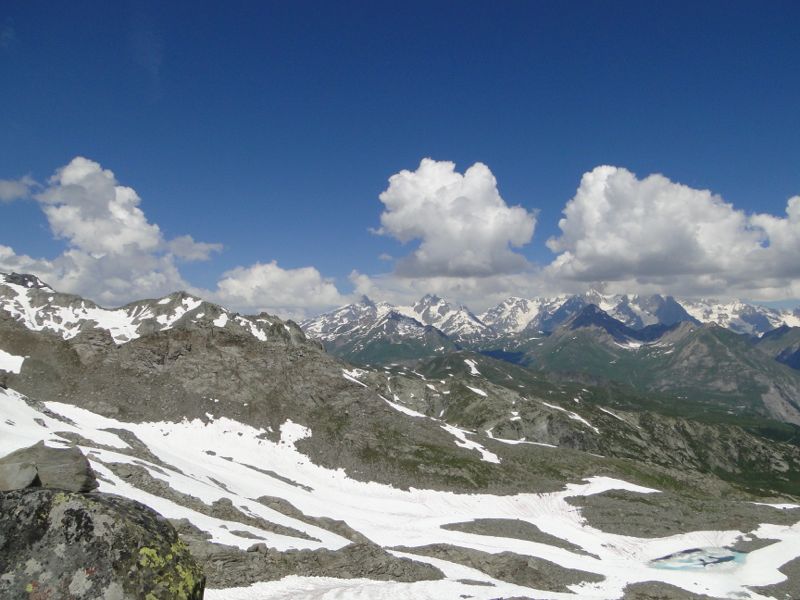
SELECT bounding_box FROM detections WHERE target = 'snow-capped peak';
[0,272,290,345]
[399,295,488,339]
[679,297,800,335]
[480,296,569,334]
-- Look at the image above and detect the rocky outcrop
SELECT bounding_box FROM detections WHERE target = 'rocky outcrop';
[392,543,602,592]
[187,537,442,589]
[0,488,205,599]
[622,581,719,599]
[0,441,98,493]
[0,443,205,598]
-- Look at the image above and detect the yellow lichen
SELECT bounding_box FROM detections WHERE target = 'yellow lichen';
[138,546,166,569]
[138,544,201,599]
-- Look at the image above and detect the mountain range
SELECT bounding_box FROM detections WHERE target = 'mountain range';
[304,291,800,346]
[2,271,800,599]
[302,292,800,426]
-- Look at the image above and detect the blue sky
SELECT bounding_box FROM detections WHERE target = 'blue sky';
[1,1,799,316]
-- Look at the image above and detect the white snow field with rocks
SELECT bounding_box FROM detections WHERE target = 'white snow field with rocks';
[1,386,799,600]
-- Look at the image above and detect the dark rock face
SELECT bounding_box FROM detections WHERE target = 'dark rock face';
[392,543,602,592]
[190,539,442,589]
[0,441,98,493]
[0,488,205,599]
[622,581,718,599]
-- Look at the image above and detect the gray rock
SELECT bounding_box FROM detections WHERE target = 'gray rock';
[0,462,39,491]
[622,581,719,599]
[440,518,595,556]
[183,539,442,589]
[0,488,205,599]
[0,441,97,492]
[392,543,603,592]
[752,555,800,599]
[567,489,800,538]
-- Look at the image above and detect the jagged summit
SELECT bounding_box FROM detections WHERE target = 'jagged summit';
[357,294,376,307]
[2,272,54,291]
[0,271,302,346]
[305,291,800,355]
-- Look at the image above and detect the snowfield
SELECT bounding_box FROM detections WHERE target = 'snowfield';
[1,386,799,599]
[0,348,25,373]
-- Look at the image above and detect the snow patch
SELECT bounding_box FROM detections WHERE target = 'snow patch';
[464,359,481,376]
[540,401,600,434]
[440,424,501,464]
[0,349,25,374]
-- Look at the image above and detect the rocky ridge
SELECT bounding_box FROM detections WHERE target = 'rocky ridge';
[2,273,800,599]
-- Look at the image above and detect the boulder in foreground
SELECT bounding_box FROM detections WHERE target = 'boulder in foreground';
[0,441,98,492]
[0,488,205,599]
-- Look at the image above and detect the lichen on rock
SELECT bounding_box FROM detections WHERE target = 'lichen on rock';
[0,488,205,599]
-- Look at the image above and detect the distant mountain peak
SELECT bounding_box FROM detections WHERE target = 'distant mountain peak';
[415,293,445,308]
[564,304,634,340]
[358,294,376,307]
[1,272,54,292]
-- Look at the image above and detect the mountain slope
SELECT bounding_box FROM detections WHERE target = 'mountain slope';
[305,292,799,368]
[523,308,800,426]
[8,382,798,599]
[681,298,800,335]
[398,294,491,342]
[0,272,285,346]
[299,296,458,365]
[3,273,800,598]
[325,311,458,366]
[378,350,800,496]
[757,325,800,371]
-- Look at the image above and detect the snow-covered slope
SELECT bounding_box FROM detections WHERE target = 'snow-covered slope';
[396,294,490,341]
[3,385,799,600]
[0,272,289,345]
[482,293,696,336]
[479,296,568,334]
[600,294,695,329]
[301,296,395,343]
[680,298,800,335]
[300,296,456,364]
[303,294,490,346]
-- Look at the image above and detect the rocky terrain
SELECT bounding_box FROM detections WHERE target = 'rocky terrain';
[1,272,800,599]
[0,442,204,599]
[303,293,800,429]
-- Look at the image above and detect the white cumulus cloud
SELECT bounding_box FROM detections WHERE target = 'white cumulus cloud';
[212,261,348,320]
[546,166,800,299]
[349,270,561,313]
[0,175,35,202]
[0,157,349,317]
[376,158,536,277]
[36,157,163,255]
[168,235,223,262]
[0,157,224,305]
